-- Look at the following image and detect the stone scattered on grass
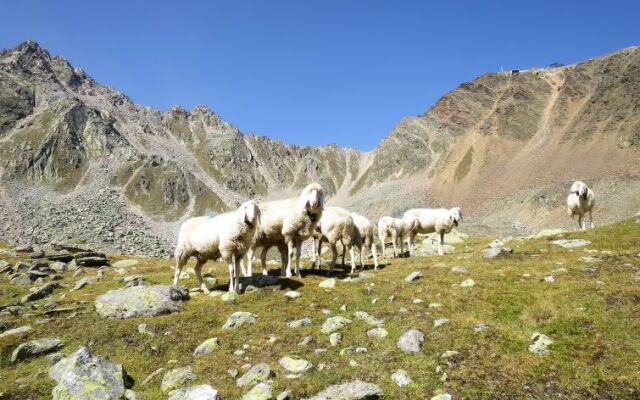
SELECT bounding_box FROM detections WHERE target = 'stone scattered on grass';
[460,279,475,288]
[243,382,273,400]
[579,256,602,263]
[236,363,274,387]
[138,323,155,336]
[279,356,313,373]
[194,337,220,356]
[329,332,343,346]
[405,271,422,282]
[287,317,312,328]
[451,265,467,273]
[161,366,197,392]
[306,380,383,400]
[223,312,258,329]
[95,285,189,319]
[552,239,591,248]
[319,279,336,289]
[483,246,513,258]
[21,282,59,303]
[353,311,384,326]
[221,291,240,303]
[169,385,221,400]
[473,323,490,333]
[391,370,413,387]
[112,260,139,269]
[529,332,553,355]
[397,329,425,353]
[543,276,555,283]
[367,327,389,338]
[284,291,301,299]
[433,318,451,329]
[321,316,352,334]
[431,394,453,400]
[0,325,32,338]
[11,337,64,363]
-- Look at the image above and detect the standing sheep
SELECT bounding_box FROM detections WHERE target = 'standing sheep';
[247,182,325,278]
[377,216,407,258]
[312,206,357,274]
[403,207,462,256]
[173,200,261,293]
[567,181,595,231]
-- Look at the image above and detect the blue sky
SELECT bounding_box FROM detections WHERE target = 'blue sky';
[1,1,638,150]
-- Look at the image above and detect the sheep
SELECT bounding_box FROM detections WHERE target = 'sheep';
[173,200,261,293]
[246,182,325,278]
[567,181,595,231]
[312,206,357,273]
[345,212,379,270]
[403,207,462,256]
[377,216,408,258]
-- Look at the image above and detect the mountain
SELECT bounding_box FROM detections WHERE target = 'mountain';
[0,41,638,256]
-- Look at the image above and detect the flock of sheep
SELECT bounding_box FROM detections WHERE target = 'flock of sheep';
[173,180,596,293]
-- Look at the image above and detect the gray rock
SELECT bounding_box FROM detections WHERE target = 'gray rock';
[285,290,301,299]
[46,352,65,364]
[329,332,342,346]
[124,389,143,400]
[366,327,388,338]
[451,265,467,273]
[236,363,273,387]
[321,316,352,334]
[391,370,413,387]
[298,336,314,346]
[353,311,384,326]
[20,282,59,303]
[279,356,313,373]
[397,329,425,353]
[529,332,553,355]
[578,256,602,263]
[11,337,64,363]
[243,382,273,400]
[483,247,513,258]
[49,347,131,400]
[319,278,336,288]
[169,385,221,400]
[194,337,220,356]
[277,390,292,400]
[221,290,240,303]
[460,279,475,287]
[141,367,165,387]
[0,325,31,338]
[433,318,451,329]
[138,323,155,336]
[95,285,189,319]
[551,239,591,248]
[9,273,33,286]
[223,312,258,329]
[73,276,98,291]
[305,380,383,400]
[287,317,312,328]
[0,320,14,333]
[404,271,422,282]
[473,323,490,333]
[112,259,139,269]
[431,394,453,400]
[49,261,67,273]
[161,366,197,392]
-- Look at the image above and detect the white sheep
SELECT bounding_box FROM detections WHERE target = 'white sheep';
[173,200,261,293]
[567,181,595,231]
[377,216,407,258]
[403,207,462,256]
[348,212,379,270]
[246,182,325,278]
[312,206,357,273]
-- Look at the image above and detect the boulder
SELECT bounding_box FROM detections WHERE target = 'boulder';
[161,366,197,392]
[404,271,422,282]
[49,347,131,400]
[194,338,220,356]
[169,385,221,400]
[95,285,189,319]
[279,356,313,373]
[391,370,413,387]
[21,282,59,303]
[236,363,274,387]
[223,312,258,329]
[529,332,553,355]
[321,316,352,334]
[397,329,424,353]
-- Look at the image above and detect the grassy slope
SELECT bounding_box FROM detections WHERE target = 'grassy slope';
[1,220,639,399]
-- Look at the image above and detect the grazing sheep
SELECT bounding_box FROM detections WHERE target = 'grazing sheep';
[247,182,325,278]
[173,201,261,293]
[377,216,407,258]
[403,207,462,256]
[348,212,379,270]
[312,206,357,273]
[567,181,596,231]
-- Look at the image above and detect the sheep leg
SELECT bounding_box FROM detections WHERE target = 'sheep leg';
[578,214,585,231]
[172,257,186,286]
[239,257,247,277]
[407,233,414,257]
[438,232,445,256]
[589,210,594,229]
[400,234,405,257]
[233,254,241,292]
[349,244,356,274]
[294,240,302,278]
[278,244,288,275]
[372,242,379,270]
[311,238,317,268]
[245,248,253,277]
[228,258,235,293]
[260,247,268,276]
[194,260,209,294]
[360,244,366,270]
[380,237,386,258]
[329,242,338,273]
[391,231,398,257]
[285,240,294,278]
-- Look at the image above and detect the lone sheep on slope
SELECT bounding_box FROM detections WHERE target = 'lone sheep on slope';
[377,216,407,258]
[403,207,462,256]
[173,200,261,293]
[247,182,325,278]
[312,206,357,273]
[567,181,595,231]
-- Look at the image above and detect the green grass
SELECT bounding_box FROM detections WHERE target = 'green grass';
[1,220,640,399]
[454,146,474,182]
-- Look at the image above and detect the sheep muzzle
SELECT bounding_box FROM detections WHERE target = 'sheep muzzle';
[307,210,318,222]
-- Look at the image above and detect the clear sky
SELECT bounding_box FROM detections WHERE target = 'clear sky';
[1,1,638,150]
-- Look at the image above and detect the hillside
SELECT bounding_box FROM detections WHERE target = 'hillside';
[0,41,639,256]
[1,220,639,399]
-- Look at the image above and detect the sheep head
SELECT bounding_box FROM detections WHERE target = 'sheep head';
[570,181,588,199]
[241,200,260,228]
[450,207,462,227]
[299,182,325,218]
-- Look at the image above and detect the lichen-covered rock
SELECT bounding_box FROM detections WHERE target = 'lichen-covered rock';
[221,290,240,303]
[353,311,384,326]
[278,356,313,373]
[529,332,553,355]
[397,329,425,353]
[20,282,59,303]
[95,285,189,319]
[460,279,475,288]
[49,347,131,400]
[287,317,312,328]
[194,337,220,356]
[223,312,258,329]
[12,337,64,363]
[551,239,591,248]
[236,363,274,387]
[482,246,513,258]
[391,370,413,387]
[319,278,336,288]
[404,271,422,282]
[321,316,352,334]
[305,380,383,400]
[161,366,197,392]
[366,327,388,338]
[243,382,273,400]
[329,332,342,346]
[169,385,221,400]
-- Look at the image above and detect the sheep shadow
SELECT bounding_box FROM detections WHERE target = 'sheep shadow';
[209,273,304,293]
